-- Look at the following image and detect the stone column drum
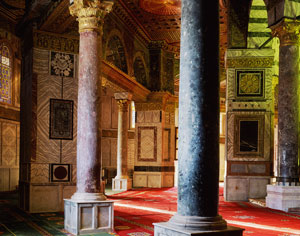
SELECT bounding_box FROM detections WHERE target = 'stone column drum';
[64,1,114,235]
[154,0,243,235]
[112,92,132,191]
[266,19,300,212]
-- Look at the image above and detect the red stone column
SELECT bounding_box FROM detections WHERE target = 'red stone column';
[69,0,113,200]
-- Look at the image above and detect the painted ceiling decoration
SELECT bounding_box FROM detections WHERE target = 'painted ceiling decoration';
[139,0,181,16]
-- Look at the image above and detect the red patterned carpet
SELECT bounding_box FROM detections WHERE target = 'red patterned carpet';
[110,186,300,236]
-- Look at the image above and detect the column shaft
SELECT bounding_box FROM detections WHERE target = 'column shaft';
[271,19,300,185]
[277,46,299,183]
[76,30,102,194]
[177,0,220,217]
[116,100,129,179]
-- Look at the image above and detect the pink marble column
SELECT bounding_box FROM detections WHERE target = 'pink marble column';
[72,30,105,200]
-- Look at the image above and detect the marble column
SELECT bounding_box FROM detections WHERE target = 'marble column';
[64,1,114,235]
[112,92,132,191]
[271,19,300,185]
[154,0,243,235]
[266,19,300,213]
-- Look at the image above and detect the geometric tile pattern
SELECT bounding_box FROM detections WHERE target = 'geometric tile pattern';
[0,42,12,104]
[138,126,157,162]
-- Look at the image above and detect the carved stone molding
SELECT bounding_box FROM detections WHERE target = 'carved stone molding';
[271,19,300,46]
[69,0,114,33]
[226,57,273,68]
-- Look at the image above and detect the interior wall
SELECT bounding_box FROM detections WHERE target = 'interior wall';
[0,28,21,192]
[101,86,135,184]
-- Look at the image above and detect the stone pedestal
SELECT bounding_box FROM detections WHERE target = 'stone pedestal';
[112,178,132,191]
[64,1,114,235]
[266,185,300,212]
[154,223,243,236]
[64,199,114,235]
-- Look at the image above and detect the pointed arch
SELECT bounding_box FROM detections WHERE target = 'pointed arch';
[133,51,148,88]
[104,29,129,74]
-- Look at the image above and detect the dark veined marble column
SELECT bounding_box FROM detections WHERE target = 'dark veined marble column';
[168,0,226,230]
[271,19,300,185]
[69,0,113,200]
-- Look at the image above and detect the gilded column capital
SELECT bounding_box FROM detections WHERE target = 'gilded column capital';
[116,99,130,112]
[69,0,114,33]
[271,19,300,46]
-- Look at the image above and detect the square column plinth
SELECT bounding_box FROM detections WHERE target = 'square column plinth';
[112,178,132,191]
[154,222,244,236]
[64,199,114,235]
[266,185,300,212]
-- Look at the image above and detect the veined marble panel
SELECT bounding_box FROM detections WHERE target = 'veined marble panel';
[284,1,300,18]
[36,74,61,163]
[226,111,271,161]
[30,163,49,183]
[33,48,49,74]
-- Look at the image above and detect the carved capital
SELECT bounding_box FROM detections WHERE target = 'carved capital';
[69,0,114,33]
[271,19,300,46]
[116,99,130,112]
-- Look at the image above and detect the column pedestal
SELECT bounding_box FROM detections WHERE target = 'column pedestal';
[64,199,114,235]
[112,178,132,191]
[266,185,300,212]
[65,1,114,235]
[154,223,243,236]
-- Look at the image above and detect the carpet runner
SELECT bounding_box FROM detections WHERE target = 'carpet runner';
[1,187,300,236]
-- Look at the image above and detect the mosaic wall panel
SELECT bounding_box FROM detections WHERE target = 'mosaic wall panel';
[0,43,12,104]
[138,126,157,162]
[128,139,135,170]
[163,129,171,161]
[50,51,75,78]
[49,99,73,140]
[236,70,264,98]
[136,111,161,123]
[1,122,18,167]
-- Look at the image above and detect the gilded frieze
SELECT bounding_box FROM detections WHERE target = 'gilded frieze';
[33,31,79,54]
[226,57,273,68]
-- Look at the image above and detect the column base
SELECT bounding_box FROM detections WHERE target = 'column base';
[266,185,300,212]
[154,222,244,236]
[64,199,114,235]
[112,178,132,191]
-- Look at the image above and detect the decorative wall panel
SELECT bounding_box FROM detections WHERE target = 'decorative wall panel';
[0,42,12,104]
[50,51,74,78]
[138,126,157,162]
[30,163,49,183]
[49,99,73,140]
[50,164,70,182]
[236,70,264,98]
[163,129,171,161]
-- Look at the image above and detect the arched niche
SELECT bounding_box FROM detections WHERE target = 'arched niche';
[105,30,128,74]
[133,52,148,88]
